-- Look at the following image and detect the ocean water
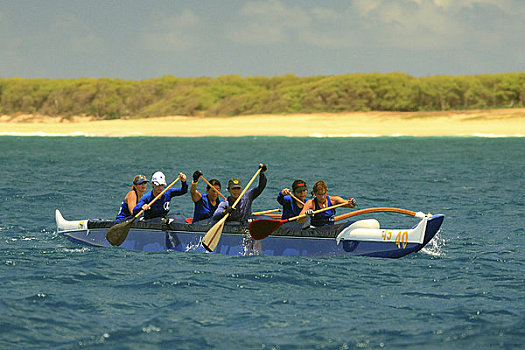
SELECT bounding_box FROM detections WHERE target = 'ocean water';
[0,136,524,349]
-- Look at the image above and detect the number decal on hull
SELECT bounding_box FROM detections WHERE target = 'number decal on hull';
[382,230,408,249]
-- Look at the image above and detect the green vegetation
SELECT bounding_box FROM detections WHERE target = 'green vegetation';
[1,72,524,119]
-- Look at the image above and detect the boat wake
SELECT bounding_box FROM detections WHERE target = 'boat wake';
[421,230,445,257]
[62,247,92,253]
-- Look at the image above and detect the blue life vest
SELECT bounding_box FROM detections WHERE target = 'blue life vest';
[193,194,222,223]
[311,196,335,226]
[277,192,308,220]
[115,189,138,221]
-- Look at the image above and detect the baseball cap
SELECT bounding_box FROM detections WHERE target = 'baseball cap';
[228,178,242,189]
[292,180,307,192]
[151,171,167,186]
[133,174,149,185]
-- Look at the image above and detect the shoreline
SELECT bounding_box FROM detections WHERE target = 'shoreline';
[1,109,524,137]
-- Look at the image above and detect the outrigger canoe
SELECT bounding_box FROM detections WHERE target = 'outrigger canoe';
[55,208,444,258]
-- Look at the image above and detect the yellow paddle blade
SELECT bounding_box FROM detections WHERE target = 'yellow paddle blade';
[202,215,227,252]
[105,219,133,246]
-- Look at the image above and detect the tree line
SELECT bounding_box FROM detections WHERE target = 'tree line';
[1,72,524,119]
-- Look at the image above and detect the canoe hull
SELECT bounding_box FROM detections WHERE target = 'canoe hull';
[56,210,444,258]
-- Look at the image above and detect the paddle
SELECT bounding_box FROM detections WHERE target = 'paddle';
[106,177,181,246]
[201,166,263,252]
[249,201,350,240]
[252,208,281,215]
[334,207,425,221]
[200,175,227,200]
[289,193,305,205]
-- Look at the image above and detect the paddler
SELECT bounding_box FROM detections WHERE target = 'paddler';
[212,164,267,224]
[277,179,309,220]
[190,170,223,223]
[115,174,148,222]
[133,171,188,220]
[297,180,356,226]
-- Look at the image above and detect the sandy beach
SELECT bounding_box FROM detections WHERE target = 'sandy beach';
[1,109,524,137]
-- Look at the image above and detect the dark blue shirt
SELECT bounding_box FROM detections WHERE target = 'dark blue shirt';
[213,173,267,223]
[276,192,308,220]
[193,194,222,223]
[133,182,188,220]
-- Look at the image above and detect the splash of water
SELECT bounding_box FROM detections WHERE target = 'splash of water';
[185,237,204,252]
[421,230,445,257]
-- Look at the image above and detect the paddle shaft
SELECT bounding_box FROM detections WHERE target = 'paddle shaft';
[252,208,281,215]
[287,201,350,223]
[217,168,262,223]
[231,168,262,211]
[200,176,227,200]
[334,207,417,221]
[289,193,305,205]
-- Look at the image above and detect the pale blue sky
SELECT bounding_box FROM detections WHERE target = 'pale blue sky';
[1,0,524,79]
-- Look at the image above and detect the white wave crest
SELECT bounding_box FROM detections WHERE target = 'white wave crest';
[0,131,146,137]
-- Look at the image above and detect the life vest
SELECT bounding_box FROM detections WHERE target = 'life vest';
[115,189,138,221]
[311,196,335,226]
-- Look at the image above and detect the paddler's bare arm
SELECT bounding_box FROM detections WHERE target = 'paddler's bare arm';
[124,191,137,214]
[297,199,314,224]
[331,196,357,208]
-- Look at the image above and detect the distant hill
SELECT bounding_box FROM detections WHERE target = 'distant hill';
[1,72,524,119]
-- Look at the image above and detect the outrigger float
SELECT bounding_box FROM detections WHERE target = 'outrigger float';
[55,207,444,258]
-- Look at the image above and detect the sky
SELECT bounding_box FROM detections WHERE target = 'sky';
[1,0,524,80]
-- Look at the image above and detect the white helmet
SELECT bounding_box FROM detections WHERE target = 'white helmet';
[151,171,167,186]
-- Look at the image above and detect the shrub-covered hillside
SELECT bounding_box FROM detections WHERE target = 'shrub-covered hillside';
[1,72,524,119]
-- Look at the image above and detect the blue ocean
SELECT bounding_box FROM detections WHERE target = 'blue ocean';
[0,136,524,349]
